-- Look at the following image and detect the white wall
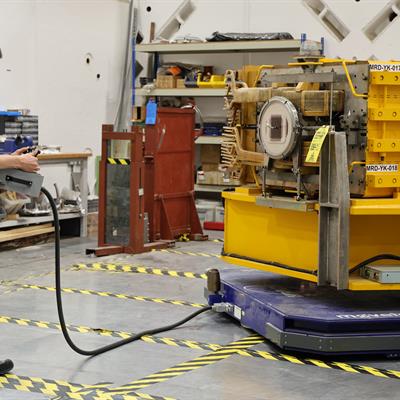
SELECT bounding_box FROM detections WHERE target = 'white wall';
[1,0,399,191]
[0,0,130,193]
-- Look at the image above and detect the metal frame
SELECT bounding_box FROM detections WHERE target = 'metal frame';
[97,125,169,255]
[318,131,350,289]
[265,323,400,353]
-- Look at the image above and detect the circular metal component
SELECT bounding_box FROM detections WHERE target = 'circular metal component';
[258,96,300,159]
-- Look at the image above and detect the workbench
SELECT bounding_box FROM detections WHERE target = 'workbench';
[0,152,91,241]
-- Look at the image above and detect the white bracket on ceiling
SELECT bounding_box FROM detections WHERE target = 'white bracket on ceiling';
[302,0,350,42]
[155,0,196,41]
[363,0,400,41]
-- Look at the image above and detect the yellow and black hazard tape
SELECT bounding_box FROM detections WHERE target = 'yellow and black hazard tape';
[0,373,174,400]
[177,233,190,242]
[4,282,206,309]
[97,335,264,396]
[73,262,207,280]
[2,312,400,382]
[153,249,220,258]
[239,348,400,380]
[0,315,221,352]
[0,373,111,399]
[107,158,131,165]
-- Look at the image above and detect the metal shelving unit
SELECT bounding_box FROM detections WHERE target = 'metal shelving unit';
[135,88,226,97]
[136,40,307,194]
[0,213,81,230]
[194,184,236,193]
[195,136,223,145]
[136,40,303,54]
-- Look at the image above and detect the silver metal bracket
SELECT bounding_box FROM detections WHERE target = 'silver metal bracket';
[318,131,350,289]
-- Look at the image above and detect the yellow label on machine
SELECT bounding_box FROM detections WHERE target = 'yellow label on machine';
[305,125,330,163]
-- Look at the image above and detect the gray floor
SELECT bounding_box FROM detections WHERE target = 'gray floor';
[0,233,399,399]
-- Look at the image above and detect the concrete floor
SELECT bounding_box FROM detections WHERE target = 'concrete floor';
[0,234,399,399]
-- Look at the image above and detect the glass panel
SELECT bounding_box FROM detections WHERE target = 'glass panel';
[109,139,131,159]
[105,139,131,245]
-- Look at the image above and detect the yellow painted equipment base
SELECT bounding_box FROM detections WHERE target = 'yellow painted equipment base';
[223,188,400,290]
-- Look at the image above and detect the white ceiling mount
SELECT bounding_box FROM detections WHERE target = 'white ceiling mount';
[155,0,196,42]
[258,96,300,160]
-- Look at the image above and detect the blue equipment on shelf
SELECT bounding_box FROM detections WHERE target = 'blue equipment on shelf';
[0,135,33,154]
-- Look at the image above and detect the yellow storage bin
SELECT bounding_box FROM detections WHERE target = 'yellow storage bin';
[197,74,226,88]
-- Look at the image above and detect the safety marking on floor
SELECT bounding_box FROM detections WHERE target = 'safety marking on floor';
[0,373,175,400]
[2,282,207,309]
[0,268,66,296]
[0,315,222,352]
[107,158,131,165]
[211,238,224,243]
[0,373,110,399]
[2,312,400,383]
[73,263,207,280]
[237,348,400,380]
[153,249,220,258]
[93,335,264,397]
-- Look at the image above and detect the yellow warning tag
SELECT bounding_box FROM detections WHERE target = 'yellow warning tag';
[305,125,330,163]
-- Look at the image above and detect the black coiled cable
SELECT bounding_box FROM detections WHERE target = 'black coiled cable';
[40,187,211,356]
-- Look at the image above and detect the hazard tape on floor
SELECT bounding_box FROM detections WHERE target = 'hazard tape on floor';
[153,249,220,258]
[73,263,207,280]
[1,312,400,382]
[107,158,131,165]
[94,335,264,396]
[211,238,224,243]
[0,315,221,351]
[0,373,174,400]
[0,374,109,399]
[3,282,206,309]
[238,348,400,380]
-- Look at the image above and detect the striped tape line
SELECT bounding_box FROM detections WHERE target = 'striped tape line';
[107,158,131,165]
[0,315,221,351]
[73,263,207,280]
[238,348,400,380]
[97,335,264,396]
[0,374,110,399]
[0,373,174,400]
[153,249,220,258]
[2,313,400,381]
[3,282,206,309]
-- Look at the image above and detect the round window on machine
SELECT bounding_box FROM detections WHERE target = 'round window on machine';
[258,96,300,159]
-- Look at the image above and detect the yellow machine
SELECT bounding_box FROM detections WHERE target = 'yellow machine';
[221,59,400,291]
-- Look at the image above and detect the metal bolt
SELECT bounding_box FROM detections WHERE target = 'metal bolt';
[378,178,383,184]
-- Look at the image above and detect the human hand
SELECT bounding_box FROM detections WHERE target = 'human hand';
[12,147,29,156]
[17,153,40,172]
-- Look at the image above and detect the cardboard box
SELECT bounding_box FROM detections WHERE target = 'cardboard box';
[156,74,177,88]
[87,212,98,238]
[176,78,186,88]
[197,170,224,185]
[200,144,220,164]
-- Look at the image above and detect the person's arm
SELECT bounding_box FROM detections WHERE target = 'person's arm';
[0,153,40,172]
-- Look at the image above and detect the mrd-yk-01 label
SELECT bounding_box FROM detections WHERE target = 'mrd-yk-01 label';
[366,164,398,172]
[369,63,400,72]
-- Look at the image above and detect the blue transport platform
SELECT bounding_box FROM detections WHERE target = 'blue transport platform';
[207,268,400,356]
